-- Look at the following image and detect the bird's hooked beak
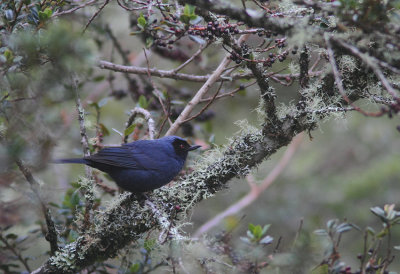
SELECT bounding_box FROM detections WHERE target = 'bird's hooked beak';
[187,145,201,151]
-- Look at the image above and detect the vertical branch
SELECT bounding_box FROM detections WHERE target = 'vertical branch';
[296,46,309,111]
[299,46,309,88]
[71,76,94,230]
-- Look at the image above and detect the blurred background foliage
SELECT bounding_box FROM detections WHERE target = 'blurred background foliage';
[0,0,400,273]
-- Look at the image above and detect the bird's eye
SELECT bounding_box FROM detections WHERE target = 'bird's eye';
[180,144,185,149]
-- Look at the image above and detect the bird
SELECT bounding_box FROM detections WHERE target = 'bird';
[53,136,201,193]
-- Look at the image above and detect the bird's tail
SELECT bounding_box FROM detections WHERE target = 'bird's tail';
[52,158,87,164]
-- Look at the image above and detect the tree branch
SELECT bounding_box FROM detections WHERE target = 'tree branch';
[180,0,294,34]
[165,35,249,136]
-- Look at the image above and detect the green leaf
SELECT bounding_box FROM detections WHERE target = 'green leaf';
[130,263,141,273]
[248,223,256,234]
[249,224,263,240]
[99,123,110,136]
[43,7,52,17]
[3,49,14,64]
[124,124,136,137]
[180,14,190,24]
[70,191,80,208]
[144,238,156,252]
[138,95,149,108]
[48,202,60,208]
[184,4,196,16]
[5,233,18,240]
[311,264,329,274]
[137,14,147,29]
[145,36,154,48]
[38,8,52,22]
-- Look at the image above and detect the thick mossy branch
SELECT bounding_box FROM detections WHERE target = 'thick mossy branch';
[34,113,311,273]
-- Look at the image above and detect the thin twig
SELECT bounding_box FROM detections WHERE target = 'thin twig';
[181,81,224,123]
[82,0,111,33]
[165,35,249,136]
[193,133,304,237]
[172,42,210,73]
[15,159,59,255]
[72,75,94,230]
[73,78,91,158]
[99,60,322,82]
[200,81,257,102]
[0,234,31,272]
[52,0,97,17]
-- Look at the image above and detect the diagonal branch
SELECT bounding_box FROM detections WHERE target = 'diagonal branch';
[15,159,59,256]
[32,112,308,273]
[165,35,249,136]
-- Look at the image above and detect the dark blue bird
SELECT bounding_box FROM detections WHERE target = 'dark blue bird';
[54,136,201,193]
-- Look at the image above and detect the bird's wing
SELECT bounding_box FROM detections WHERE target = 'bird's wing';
[84,145,158,170]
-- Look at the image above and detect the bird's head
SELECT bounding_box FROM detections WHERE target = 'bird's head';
[162,136,201,158]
